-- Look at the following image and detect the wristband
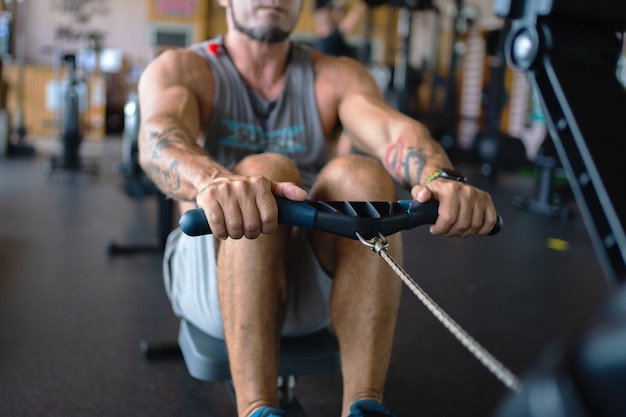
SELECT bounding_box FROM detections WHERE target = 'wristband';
[425,168,468,184]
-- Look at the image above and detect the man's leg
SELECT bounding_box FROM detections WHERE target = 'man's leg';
[310,155,404,417]
[216,154,300,417]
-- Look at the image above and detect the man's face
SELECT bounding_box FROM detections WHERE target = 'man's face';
[229,0,303,43]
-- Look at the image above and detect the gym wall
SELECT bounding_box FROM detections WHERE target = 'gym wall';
[1,0,520,143]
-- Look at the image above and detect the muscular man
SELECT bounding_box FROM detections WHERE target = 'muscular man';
[138,1,497,416]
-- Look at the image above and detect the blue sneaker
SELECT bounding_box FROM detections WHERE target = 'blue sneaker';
[249,406,287,417]
[348,400,396,417]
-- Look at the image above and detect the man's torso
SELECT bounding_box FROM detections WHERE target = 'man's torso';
[191,37,342,190]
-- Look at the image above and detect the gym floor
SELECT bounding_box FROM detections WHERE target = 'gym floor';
[0,138,612,417]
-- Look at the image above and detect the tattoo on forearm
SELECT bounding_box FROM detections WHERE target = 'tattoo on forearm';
[162,160,181,193]
[146,128,185,193]
[384,137,428,186]
[149,128,184,159]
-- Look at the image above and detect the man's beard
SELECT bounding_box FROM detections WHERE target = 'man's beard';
[230,7,291,43]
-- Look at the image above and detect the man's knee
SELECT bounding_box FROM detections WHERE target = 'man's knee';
[233,153,302,185]
[313,154,397,200]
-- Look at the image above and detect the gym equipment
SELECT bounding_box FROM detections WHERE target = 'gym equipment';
[432,0,478,152]
[177,321,340,416]
[497,0,626,285]
[4,0,35,158]
[107,92,173,256]
[117,91,157,198]
[473,27,528,177]
[42,54,98,176]
[106,193,174,256]
[384,1,436,116]
[387,1,435,115]
[435,0,463,148]
[492,0,626,415]
[174,198,505,416]
[180,197,501,239]
[512,140,571,219]
[359,1,436,115]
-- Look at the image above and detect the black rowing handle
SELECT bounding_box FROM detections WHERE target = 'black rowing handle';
[179,197,502,240]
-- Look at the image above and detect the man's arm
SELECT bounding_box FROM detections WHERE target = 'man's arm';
[137,48,306,239]
[137,48,226,203]
[329,58,451,188]
[326,58,497,237]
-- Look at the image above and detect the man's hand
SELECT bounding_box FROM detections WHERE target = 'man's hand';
[412,181,497,238]
[196,175,307,240]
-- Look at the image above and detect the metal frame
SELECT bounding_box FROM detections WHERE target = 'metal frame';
[496,0,626,285]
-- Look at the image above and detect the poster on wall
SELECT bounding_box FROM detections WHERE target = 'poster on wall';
[52,0,111,24]
[52,0,111,54]
[155,0,197,18]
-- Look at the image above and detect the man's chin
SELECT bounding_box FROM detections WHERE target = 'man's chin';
[240,27,291,44]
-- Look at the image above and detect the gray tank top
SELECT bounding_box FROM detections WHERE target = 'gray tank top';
[192,37,328,190]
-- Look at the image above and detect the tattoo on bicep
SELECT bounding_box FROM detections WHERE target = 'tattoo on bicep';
[384,138,428,186]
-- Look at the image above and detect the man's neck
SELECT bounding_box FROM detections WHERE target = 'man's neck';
[224,32,291,101]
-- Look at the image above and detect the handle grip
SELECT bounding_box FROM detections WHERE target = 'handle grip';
[179,197,502,239]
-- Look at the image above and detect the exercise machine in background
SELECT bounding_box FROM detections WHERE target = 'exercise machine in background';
[433,0,478,152]
[512,138,572,219]
[382,0,437,116]
[42,53,98,176]
[473,26,527,177]
[361,0,486,156]
[493,1,626,416]
[117,91,156,199]
[107,91,174,256]
[1,1,35,158]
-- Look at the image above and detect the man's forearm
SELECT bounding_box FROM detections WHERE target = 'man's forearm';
[383,136,428,187]
[381,134,452,189]
[139,125,225,202]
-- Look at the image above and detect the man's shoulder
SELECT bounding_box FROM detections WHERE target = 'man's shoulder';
[149,47,211,73]
[310,49,363,76]
[141,47,213,91]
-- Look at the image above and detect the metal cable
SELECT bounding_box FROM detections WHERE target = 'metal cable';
[368,237,523,393]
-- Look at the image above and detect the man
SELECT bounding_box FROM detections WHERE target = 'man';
[313,0,367,59]
[138,1,497,417]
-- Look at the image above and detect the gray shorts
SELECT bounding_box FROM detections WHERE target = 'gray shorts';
[163,227,333,339]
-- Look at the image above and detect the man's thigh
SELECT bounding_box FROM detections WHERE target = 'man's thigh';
[164,227,333,339]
